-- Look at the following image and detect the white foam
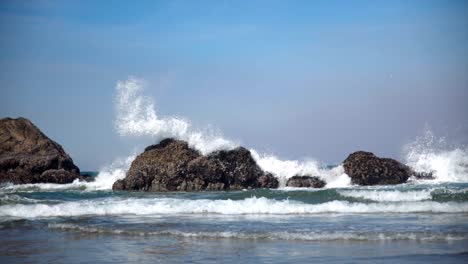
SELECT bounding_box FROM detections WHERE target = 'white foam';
[405,128,468,183]
[0,181,83,193]
[48,223,468,241]
[1,197,467,218]
[111,77,352,188]
[0,155,135,192]
[84,155,135,190]
[250,150,351,188]
[115,77,237,155]
[339,189,433,202]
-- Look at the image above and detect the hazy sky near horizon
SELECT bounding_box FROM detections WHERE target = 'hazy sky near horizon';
[1,0,467,170]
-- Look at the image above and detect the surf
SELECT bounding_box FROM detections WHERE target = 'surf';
[2,196,467,219]
[109,77,468,189]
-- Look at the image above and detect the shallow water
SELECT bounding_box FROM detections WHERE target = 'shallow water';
[1,181,467,263]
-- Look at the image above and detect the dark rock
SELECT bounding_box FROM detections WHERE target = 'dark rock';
[258,173,280,188]
[207,147,276,189]
[343,151,412,185]
[286,176,326,188]
[38,169,79,184]
[113,138,278,192]
[0,117,81,184]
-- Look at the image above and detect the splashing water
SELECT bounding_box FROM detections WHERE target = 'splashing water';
[85,155,136,190]
[250,150,350,187]
[404,128,468,183]
[113,77,351,188]
[0,155,136,192]
[107,77,468,189]
[115,77,237,154]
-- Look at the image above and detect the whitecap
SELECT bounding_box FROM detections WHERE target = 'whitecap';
[1,197,467,218]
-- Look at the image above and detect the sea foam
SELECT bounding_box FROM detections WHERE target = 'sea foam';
[112,77,351,188]
[115,77,237,155]
[108,77,468,189]
[338,189,433,202]
[404,128,468,183]
[1,197,467,218]
[0,155,135,192]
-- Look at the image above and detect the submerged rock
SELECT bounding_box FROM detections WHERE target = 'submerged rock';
[286,176,326,188]
[0,117,81,184]
[343,151,413,185]
[112,138,278,192]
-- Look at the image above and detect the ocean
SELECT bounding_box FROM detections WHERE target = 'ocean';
[1,178,467,263]
[1,79,468,263]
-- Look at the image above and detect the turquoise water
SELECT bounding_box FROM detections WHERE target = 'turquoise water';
[1,178,467,263]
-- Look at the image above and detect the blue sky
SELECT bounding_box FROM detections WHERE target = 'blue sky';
[1,0,467,170]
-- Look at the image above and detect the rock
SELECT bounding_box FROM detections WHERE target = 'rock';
[38,169,79,184]
[258,173,280,188]
[343,151,412,185]
[207,147,275,189]
[286,176,326,188]
[0,117,81,184]
[112,138,278,192]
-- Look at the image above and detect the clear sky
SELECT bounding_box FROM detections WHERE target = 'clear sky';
[1,0,467,170]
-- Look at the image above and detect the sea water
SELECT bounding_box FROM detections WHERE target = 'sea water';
[1,181,467,263]
[1,78,467,263]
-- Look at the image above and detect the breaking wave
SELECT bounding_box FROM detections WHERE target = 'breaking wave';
[113,77,351,188]
[338,189,433,202]
[4,77,467,192]
[112,77,468,189]
[0,155,135,192]
[115,78,237,155]
[1,197,467,218]
[404,128,468,183]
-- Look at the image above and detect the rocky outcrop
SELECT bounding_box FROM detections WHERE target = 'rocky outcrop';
[112,138,278,192]
[286,176,326,188]
[0,117,81,184]
[343,151,413,185]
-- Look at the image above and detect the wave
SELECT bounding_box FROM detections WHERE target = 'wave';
[84,155,135,190]
[0,181,84,193]
[0,194,39,205]
[1,197,467,218]
[0,155,135,192]
[113,77,468,190]
[48,223,468,241]
[405,128,468,183]
[250,151,351,188]
[338,189,433,202]
[113,77,352,188]
[115,78,237,155]
[9,78,464,193]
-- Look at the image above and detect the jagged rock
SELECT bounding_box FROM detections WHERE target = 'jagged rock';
[207,147,273,189]
[112,138,278,192]
[286,176,326,188]
[0,117,81,184]
[258,173,280,188]
[343,151,412,185]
